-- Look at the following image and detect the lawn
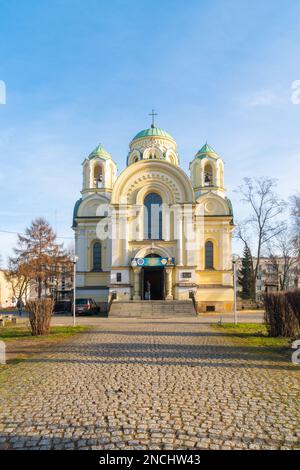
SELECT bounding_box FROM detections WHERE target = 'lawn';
[212,322,296,358]
[0,325,87,341]
[0,324,89,364]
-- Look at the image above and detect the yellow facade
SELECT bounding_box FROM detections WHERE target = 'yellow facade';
[73,128,234,313]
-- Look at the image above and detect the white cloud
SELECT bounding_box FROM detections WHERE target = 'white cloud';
[240,87,292,108]
[245,90,279,108]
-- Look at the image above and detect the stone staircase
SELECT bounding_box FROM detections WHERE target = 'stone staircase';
[109,300,196,318]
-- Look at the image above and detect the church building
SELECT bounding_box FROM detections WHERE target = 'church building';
[73,120,234,313]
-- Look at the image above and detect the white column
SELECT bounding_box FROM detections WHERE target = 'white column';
[133,268,141,300]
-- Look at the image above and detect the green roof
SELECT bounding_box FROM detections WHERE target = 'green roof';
[225,197,233,216]
[131,126,175,143]
[88,143,111,160]
[195,142,218,159]
[72,198,82,227]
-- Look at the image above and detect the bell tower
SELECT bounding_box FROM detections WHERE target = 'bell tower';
[82,143,117,195]
[189,143,224,197]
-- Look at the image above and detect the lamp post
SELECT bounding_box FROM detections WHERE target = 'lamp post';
[71,255,79,327]
[232,254,239,325]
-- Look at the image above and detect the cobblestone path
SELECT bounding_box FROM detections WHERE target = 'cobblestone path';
[0,319,299,450]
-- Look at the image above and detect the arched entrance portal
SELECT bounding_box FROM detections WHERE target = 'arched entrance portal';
[142,254,165,300]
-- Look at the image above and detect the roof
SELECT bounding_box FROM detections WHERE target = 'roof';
[225,197,233,216]
[72,198,82,227]
[131,126,175,143]
[194,142,219,159]
[88,143,111,160]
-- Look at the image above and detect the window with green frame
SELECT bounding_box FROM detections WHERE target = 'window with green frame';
[144,192,163,240]
[92,242,102,271]
[205,241,214,269]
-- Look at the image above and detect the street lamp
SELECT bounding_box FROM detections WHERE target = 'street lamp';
[71,255,79,327]
[232,254,239,325]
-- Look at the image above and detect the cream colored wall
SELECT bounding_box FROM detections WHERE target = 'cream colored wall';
[195,287,233,313]
[0,271,37,307]
[0,270,16,308]
[83,272,110,286]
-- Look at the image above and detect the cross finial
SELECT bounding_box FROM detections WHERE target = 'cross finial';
[148,109,158,128]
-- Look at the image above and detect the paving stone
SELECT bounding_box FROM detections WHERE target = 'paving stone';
[0,319,299,450]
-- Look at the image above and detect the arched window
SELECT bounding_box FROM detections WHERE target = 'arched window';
[144,192,162,240]
[93,163,103,188]
[204,164,213,187]
[205,241,214,269]
[92,242,102,271]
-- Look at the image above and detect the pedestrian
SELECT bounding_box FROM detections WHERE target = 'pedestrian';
[16,299,23,316]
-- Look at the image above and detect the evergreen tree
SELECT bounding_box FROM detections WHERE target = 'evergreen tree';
[238,245,254,299]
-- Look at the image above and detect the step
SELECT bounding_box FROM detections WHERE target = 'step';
[109,300,196,318]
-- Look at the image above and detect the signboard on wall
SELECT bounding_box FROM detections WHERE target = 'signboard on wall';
[131,257,175,267]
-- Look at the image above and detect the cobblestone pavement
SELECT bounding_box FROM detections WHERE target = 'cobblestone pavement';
[0,318,299,450]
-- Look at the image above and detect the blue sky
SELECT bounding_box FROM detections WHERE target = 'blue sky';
[0,0,300,263]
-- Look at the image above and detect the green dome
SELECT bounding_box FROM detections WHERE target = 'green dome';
[131,126,175,143]
[195,143,218,159]
[88,143,111,160]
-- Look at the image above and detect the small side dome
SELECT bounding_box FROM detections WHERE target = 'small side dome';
[194,143,219,160]
[88,143,112,160]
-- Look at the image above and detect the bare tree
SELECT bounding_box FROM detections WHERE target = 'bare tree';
[236,177,285,299]
[267,226,299,291]
[9,218,70,299]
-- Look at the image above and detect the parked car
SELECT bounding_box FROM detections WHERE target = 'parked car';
[54,300,71,313]
[74,298,99,315]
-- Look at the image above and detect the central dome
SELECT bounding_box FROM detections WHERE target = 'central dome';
[127,124,179,166]
[131,126,175,143]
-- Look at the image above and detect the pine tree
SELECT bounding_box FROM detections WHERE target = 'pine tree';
[238,245,254,299]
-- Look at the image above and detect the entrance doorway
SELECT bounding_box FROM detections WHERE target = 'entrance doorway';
[142,268,164,300]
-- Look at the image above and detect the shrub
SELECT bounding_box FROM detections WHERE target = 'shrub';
[26,299,54,336]
[264,292,299,337]
[286,290,300,326]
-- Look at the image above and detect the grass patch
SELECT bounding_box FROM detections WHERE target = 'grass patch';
[0,325,88,342]
[211,323,294,357]
[0,325,90,368]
